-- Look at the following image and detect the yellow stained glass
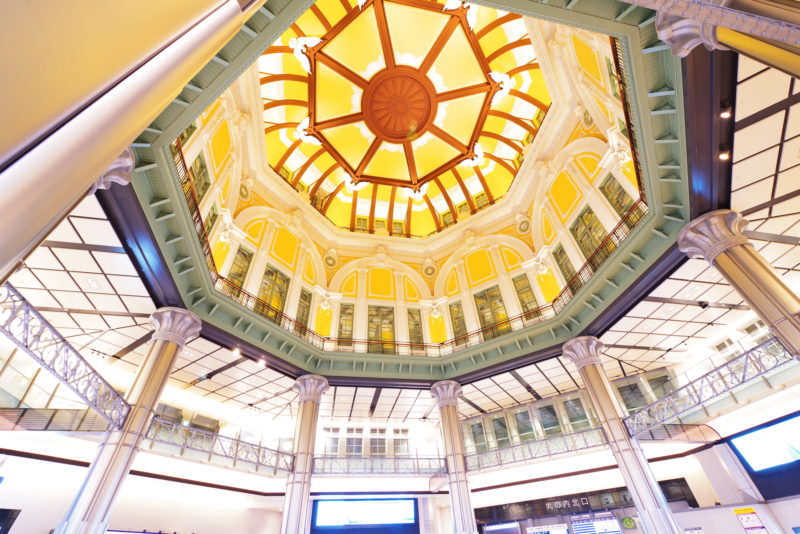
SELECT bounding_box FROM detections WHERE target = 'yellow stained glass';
[434,93,485,145]
[364,143,411,182]
[323,5,385,78]
[315,62,361,121]
[385,2,449,68]
[324,121,375,169]
[411,132,460,177]
[429,25,485,92]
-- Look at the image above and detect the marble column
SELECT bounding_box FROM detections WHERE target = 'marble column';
[354,269,368,352]
[284,244,310,320]
[55,307,202,534]
[280,374,330,534]
[394,271,410,355]
[562,337,682,534]
[678,209,800,356]
[488,245,523,319]
[454,261,481,334]
[430,380,477,534]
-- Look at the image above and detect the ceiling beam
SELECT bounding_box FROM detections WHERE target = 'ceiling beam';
[643,295,748,311]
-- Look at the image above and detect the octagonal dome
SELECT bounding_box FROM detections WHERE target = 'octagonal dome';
[260,0,551,237]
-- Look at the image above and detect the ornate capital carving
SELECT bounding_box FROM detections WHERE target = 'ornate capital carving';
[295,374,329,403]
[678,210,750,264]
[655,11,723,58]
[431,380,462,408]
[89,148,134,195]
[562,336,604,370]
[150,307,202,348]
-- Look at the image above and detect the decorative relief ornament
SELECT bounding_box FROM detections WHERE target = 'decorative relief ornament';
[422,258,438,279]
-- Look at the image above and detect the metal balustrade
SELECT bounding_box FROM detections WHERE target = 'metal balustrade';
[0,283,130,428]
[173,140,648,358]
[312,455,447,475]
[464,427,608,471]
[0,408,111,432]
[624,337,796,437]
[144,417,294,474]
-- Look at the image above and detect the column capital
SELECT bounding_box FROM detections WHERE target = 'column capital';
[431,380,462,408]
[678,209,750,263]
[150,307,201,348]
[294,374,329,403]
[562,336,604,370]
[655,11,723,58]
[88,148,134,195]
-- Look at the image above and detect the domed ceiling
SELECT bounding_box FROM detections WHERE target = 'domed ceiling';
[259,0,551,237]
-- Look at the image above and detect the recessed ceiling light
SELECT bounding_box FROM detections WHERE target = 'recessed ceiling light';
[231,347,241,357]
[720,109,732,119]
[86,277,101,289]
[258,359,266,368]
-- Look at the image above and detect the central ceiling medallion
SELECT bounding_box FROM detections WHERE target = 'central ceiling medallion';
[304,0,499,189]
[362,67,437,143]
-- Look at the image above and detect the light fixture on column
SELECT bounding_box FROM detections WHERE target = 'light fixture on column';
[718,144,731,161]
[258,358,266,368]
[720,101,732,119]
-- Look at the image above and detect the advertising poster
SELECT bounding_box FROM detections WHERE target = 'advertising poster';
[593,512,622,534]
[734,507,768,534]
[571,514,597,534]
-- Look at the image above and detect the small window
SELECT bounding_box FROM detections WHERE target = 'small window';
[442,211,454,226]
[475,192,489,209]
[203,205,219,236]
[408,309,424,349]
[617,383,648,412]
[647,375,674,400]
[345,428,363,457]
[370,428,386,457]
[600,174,635,221]
[537,404,562,437]
[324,427,340,455]
[393,429,410,456]
[492,416,511,448]
[512,274,539,318]
[392,221,405,235]
[563,397,590,431]
[449,301,468,347]
[227,248,253,290]
[470,422,488,452]
[514,410,536,442]
[338,304,354,347]
[553,244,576,283]
[190,153,211,201]
[356,217,369,231]
[295,289,312,335]
[375,219,386,230]
[458,202,471,215]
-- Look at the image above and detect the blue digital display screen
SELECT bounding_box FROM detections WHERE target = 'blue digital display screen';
[314,499,416,526]
[730,414,800,471]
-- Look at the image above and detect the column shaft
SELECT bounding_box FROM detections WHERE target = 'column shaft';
[679,210,800,356]
[280,375,329,534]
[431,381,477,534]
[562,337,681,534]
[56,308,200,534]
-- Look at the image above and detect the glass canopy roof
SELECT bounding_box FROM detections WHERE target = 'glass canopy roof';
[260,0,552,237]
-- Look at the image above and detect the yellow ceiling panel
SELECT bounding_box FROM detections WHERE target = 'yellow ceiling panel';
[324,121,375,170]
[315,62,361,121]
[411,132,460,177]
[364,143,411,182]
[295,10,328,39]
[323,5,384,78]
[385,2,449,68]
[325,194,352,227]
[572,36,603,85]
[434,93,485,145]
[429,25,485,92]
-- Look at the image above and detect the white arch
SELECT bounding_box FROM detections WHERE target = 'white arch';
[233,205,326,284]
[329,256,432,299]
[433,233,534,296]
[529,137,608,250]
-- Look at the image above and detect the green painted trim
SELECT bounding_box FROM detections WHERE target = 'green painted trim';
[130,0,690,380]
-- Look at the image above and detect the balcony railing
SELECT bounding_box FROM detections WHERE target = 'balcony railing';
[624,337,796,437]
[144,417,294,474]
[173,140,648,357]
[464,427,608,471]
[0,408,111,432]
[0,283,130,428]
[312,455,446,475]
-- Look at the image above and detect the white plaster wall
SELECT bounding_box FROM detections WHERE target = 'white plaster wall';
[0,453,284,534]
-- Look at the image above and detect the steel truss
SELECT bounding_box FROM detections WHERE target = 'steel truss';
[145,417,294,474]
[0,283,130,428]
[625,336,796,437]
[464,427,607,471]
